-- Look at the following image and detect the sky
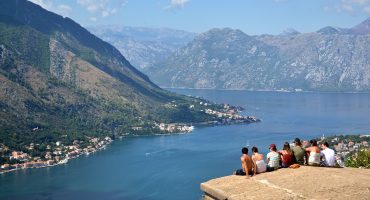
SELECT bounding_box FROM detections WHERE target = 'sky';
[29,0,370,35]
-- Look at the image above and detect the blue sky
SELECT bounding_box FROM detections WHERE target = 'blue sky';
[30,0,370,35]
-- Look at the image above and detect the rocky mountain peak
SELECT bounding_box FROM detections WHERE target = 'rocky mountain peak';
[349,17,370,34]
[88,25,196,70]
[316,26,343,35]
[200,28,248,38]
[360,17,370,26]
[146,18,370,92]
[194,28,252,46]
[279,28,300,36]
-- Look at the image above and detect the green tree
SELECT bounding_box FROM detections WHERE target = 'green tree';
[345,148,370,169]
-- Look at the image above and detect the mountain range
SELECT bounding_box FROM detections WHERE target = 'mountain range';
[0,0,221,149]
[146,18,370,92]
[88,25,196,70]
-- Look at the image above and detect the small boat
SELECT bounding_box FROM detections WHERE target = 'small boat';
[59,158,69,164]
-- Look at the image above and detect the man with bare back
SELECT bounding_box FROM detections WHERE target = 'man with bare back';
[233,147,253,178]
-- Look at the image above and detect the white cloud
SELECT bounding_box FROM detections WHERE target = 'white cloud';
[90,16,97,22]
[29,0,127,22]
[164,0,190,10]
[56,4,72,17]
[121,0,128,7]
[339,3,354,12]
[364,6,370,13]
[170,0,189,8]
[28,0,53,10]
[77,0,122,17]
[350,0,369,4]
[335,0,370,13]
[28,0,72,17]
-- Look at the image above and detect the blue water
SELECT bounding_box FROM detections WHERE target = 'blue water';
[1,90,370,200]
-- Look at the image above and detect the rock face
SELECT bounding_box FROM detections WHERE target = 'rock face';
[88,25,196,70]
[201,166,370,200]
[148,18,370,92]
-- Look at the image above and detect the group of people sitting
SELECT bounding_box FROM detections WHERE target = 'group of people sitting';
[233,138,336,177]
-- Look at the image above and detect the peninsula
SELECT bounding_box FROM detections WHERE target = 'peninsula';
[0,102,259,174]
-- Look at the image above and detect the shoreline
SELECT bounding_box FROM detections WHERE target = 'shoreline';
[0,119,259,175]
[164,87,370,94]
[130,120,259,137]
[0,140,111,175]
[1,99,260,175]
[2,131,368,175]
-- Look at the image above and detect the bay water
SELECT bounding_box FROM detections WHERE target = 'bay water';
[1,89,370,200]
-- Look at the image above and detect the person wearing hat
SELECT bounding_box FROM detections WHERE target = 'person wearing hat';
[266,144,280,171]
[292,138,306,165]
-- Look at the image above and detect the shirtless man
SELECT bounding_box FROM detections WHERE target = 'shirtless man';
[233,147,253,178]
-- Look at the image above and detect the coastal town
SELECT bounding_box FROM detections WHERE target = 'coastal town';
[204,107,259,124]
[2,133,369,174]
[131,102,260,134]
[0,102,259,174]
[320,134,370,166]
[154,103,259,133]
[156,123,194,133]
[0,136,113,174]
[196,101,260,125]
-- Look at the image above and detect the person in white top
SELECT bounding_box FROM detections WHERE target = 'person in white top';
[251,146,267,175]
[306,139,321,166]
[320,142,336,167]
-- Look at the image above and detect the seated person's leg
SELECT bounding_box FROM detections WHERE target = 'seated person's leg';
[234,169,246,176]
[266,166,275,172]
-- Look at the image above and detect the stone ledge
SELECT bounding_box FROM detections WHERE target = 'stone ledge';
[200,166,370,200]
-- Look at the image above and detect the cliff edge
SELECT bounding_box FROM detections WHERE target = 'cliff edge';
[201,166,370,200]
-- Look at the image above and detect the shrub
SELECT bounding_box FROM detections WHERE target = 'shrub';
[345,148,370,169]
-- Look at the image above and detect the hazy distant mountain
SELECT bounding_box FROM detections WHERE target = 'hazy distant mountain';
[349,17,370,35]
[88,26,196,70]
[147,18,370,92]
[279,28,300,36]
[316,26,346,35]
[317,18,370,35]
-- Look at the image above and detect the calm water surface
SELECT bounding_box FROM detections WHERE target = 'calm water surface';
[1,90,370,200]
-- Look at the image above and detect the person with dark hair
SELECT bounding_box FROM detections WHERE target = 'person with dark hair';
[292,138,306,165]
[266,144,280,171]
[233,147,253,177]
[306,139,321,166]
[278,142,294,168]
[251,146,266,175]
[320,142,335,167]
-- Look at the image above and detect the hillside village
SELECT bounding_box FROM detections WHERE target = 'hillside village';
[0,102,259,174]
[321,134,370,167]
[0,137,113,173]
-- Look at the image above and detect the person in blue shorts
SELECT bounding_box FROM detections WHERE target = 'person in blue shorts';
[233,147,253,178]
